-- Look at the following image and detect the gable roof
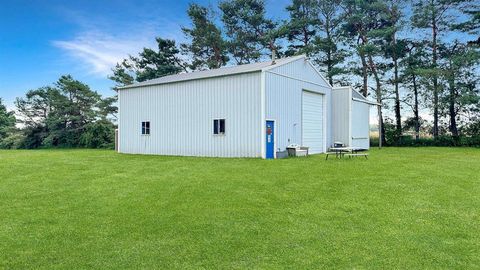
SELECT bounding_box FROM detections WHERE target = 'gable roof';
[118,55,306,89]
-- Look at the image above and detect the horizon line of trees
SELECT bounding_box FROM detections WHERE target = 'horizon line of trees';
[0,0,479,149]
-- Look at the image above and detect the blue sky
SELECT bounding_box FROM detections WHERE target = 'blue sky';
[0,0,474,119]
[0,0,290,109]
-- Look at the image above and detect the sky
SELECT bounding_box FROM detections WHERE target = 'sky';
[0,0,475,124]
[0,0,290,109]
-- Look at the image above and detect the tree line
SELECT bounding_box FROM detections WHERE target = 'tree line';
[0,76,116,149]
[0,0,479,149]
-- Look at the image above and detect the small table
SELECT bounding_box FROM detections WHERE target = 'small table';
[326,147,367,160]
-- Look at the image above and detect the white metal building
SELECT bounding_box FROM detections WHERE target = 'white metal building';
[332,86,377,149]
[118,55,373,158]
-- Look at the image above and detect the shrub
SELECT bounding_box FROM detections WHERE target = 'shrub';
[79,120,116,149]
[0,133,25,149]
[370,135,480,147]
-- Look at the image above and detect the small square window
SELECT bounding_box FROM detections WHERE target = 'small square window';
[213,119,225,135]
[142,121,150,135]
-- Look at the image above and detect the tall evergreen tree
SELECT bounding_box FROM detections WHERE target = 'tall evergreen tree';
[381,0,405,138]
[109,59,135,90]
[401,40,429,141]
[411,0,469,137]
[110,37,186,87]
[451,5,480,44]
[314,0,345,85]
[133,38,186,82]
[283,0,320,56]
[343,0,390,145]
[219,0,279,64]
[182,3,229,70]
[16,76,116,148]
[440,41,480,138]
[0,98,16,143]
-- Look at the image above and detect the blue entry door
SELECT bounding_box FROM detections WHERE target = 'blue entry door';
[266,120,275,159]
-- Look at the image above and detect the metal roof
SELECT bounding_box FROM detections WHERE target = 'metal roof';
[118,55,306,89]
[333,86,380,106]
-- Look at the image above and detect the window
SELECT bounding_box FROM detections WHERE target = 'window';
[142,121,150,135]
[213,119,225,135]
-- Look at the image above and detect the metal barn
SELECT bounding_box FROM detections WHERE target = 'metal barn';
[118,55,372,158]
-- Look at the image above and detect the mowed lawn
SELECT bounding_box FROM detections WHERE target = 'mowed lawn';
[0,148,479,269]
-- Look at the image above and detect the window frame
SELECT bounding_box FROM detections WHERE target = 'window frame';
[213,118,226,136]
[141,121,151,135]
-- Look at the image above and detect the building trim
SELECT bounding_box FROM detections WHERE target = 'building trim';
[260,71,266,159]
[264,70,331,89]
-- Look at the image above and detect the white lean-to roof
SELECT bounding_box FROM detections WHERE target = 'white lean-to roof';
[333,86,380,106]
[119,55,306,89]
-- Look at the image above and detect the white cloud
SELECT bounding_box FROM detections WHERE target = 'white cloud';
[52,30,155,77]
[52,17,185,77]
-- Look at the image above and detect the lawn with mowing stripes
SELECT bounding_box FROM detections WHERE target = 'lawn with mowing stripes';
[0,148,479,269]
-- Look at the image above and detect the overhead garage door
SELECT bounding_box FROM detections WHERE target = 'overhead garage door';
[302,91,324,154]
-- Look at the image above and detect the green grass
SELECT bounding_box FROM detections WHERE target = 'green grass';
[0,148,479,269]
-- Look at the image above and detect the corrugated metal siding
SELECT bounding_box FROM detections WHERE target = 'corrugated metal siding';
[268,58,331,88]
[265,60,332,153]
[351,100,370,149]
[302,91,324,153]
[119,72,262,157]
[332,87,351,146]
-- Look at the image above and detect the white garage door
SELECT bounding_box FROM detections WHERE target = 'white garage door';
[302,91,324,154]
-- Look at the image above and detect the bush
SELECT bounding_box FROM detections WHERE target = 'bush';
[0,133,25,149]
[79,120,116,149]
[370,135,480,147]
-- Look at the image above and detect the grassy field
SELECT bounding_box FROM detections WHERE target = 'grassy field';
[0,148,479,269]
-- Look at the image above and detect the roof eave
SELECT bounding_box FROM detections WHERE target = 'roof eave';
[117,70,262,90]
[260,54,306,72]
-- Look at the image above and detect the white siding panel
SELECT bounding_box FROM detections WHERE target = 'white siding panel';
[119,72,262,157]
[269,58,331,88]
[351,100,370,149]
[265,61,332,153]
[331,87,351,146]
[302,91,324,154]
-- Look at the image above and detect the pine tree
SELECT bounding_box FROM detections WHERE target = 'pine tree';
[401,40,429,141]
[451,4,480,45]
[381,0,406,139]
[343,0,390,145]
[440,41,480,138]
[16,76,116,148]
[411,0,469,137]
[283,0,320,56]
[313,0,345,85]
[109,37,186,87]
[133,38,186,82]
[182,3,229,70]
[109,59,135,89]
[219,0,279,64]
[0,98,16,143]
